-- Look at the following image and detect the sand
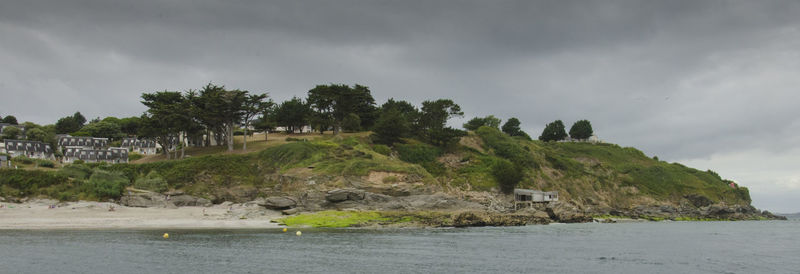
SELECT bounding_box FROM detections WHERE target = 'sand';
[0,199,283,230]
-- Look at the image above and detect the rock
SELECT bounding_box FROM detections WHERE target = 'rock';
[762,210,788,220]
[258,196,297,209]
[684,194,713,208]
[170,195,212,207]
[325,189,365,203]
[164,190,185,196]
[120,191,172,208]
[282,207,303,215]
[546,201,592,223]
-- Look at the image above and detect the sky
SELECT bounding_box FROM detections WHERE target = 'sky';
[1,0,799,212]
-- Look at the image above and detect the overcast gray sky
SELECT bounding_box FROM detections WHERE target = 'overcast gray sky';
[1,0,799,212]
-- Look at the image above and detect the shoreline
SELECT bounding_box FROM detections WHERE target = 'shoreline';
[0,199,283,230]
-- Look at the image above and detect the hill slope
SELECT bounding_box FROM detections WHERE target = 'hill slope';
[1,128,780,224]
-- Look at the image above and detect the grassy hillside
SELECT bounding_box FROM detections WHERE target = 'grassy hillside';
[1,127,751,208]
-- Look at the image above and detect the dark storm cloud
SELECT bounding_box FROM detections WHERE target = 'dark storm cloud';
[2,0,800,210]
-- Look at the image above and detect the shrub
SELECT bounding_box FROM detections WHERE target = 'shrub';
[476,126,536,167]
[372,144,392,156]
[395,144,441,164]
[14,155,35,165]
[128,153,144,161]
[36,160,55,168]
[84,170,127,199]
[59,164,94,179]
[134,171,168,193]
[492,159,522,194]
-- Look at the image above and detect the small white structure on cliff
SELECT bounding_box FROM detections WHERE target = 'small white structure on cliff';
[514,189,559,210]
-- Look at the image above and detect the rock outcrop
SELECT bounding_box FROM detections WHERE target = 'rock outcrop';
[256,196,297,210]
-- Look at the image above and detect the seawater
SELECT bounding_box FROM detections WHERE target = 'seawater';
[1,219,799,274]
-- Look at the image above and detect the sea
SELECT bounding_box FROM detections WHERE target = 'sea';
[1,218,799,274]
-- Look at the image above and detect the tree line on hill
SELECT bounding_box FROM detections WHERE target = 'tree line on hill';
[1,82,594,160]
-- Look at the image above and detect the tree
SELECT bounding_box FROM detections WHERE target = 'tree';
[538,120,567,142]
[463,115,501,131]
[419,99,465,147]
[252,107,276,142]
[569,119,594,140]
[492,159,523,194]
[25,128,47,142]
[342,113,361,132]
[141,91,186,158]
[274,97,310,133]
[501,117,531,140]
[55,116,81,134]
[119,117,142,137]
[1,126,21,140]
[371,108,409,145]
[306,84,376,134]
[241,93,269,151]
[72,112,87,127]
[1,115,18,125]
[78,121,124,140]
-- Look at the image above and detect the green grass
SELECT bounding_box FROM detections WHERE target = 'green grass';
[277,211,392,227]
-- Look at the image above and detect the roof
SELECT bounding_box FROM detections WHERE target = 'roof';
[514,189,543,195]
[3,139,52,153]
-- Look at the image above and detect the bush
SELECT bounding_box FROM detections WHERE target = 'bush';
[395,144,442,164]
[134,171,168,193]
[84,170,127,199]
[14,155,35,165]
[128,153,144,161]
[73,159,85,164]
[372,144,392,156]
[476,126,536,167]
[59,164,94,180]
[492,159,522,194]
[36,160,55,168]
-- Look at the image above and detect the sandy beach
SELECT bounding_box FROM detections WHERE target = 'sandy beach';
[0,199,283,230]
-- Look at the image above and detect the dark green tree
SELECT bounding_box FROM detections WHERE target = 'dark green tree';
[419,99,465,147]
[72,112,86,127]
[119,117,142,136]
[55,115,82,134]
[569,119,593,140]
[341,113,361,133]
[2,126,21,140]
[306,84,376,134]
[140,91,186,158]
[463,115,501,131]
[241,93,270,151]
[538,120,567,142]
[371,108,409,145]
[1,115,18,125]
[501,117,531,140]
[274,97,310,133]
[492,159,523,194]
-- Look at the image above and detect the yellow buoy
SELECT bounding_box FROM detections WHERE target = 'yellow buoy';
[163,233,169,239]
[282,228,287,232]
[296,231,302,236]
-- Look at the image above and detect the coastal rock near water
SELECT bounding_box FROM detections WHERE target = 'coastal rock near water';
[257,196,297,209]
[325,189,365,202]
[546,201,592,223]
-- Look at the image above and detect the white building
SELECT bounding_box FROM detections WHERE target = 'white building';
[57,136,109,150]
[63,147,128,164]
[2,139,55,160]
[121,138,157,155]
